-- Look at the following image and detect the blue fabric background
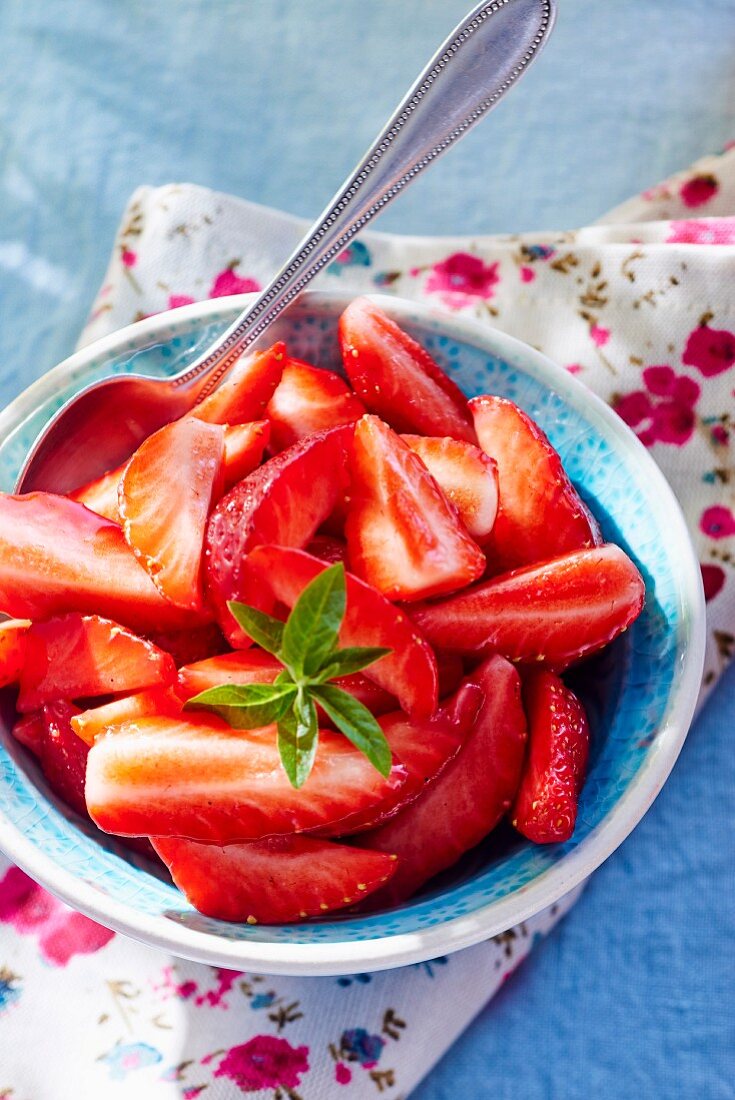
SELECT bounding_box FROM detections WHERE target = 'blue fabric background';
[1,2,733,1095]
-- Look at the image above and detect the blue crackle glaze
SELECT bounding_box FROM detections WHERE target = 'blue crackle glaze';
[0,295,690,954]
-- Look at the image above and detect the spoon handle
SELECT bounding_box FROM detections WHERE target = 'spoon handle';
[176,0,555,399]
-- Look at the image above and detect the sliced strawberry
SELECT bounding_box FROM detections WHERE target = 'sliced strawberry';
[69,465,123,523]
[0,493,205,632]
[401,435,499,543]
[71,687,183,747]
[305,534,349,565]
[247,546,439,719]
[175,650,396,717]
[11,711,44,754]
[340,298,476,441]
[221,421,270,490]
[470,395,601,572]
[190,343,285,425]
[17,614,176,713]
[144,623,229,667]
[361,654,527,905]
[204,425,353,644]
[152,834,396,923]
[39,701,88,817]
[0,619,30,688]
[436,652,465,698]
[314,682,482,838]
[411,544,645,670]
[120,417,225,612]
[512,670,590,843]
[266,358,366,452]
[346,416,485,601]
[85,714,407,842]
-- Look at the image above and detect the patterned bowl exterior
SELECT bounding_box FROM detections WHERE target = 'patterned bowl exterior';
[0,292,705,975]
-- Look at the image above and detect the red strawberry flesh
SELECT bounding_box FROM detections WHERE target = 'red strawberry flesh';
[0,619,30,688]
[189,343,285,425]
[401,434,499,543]
[266,358,366,452]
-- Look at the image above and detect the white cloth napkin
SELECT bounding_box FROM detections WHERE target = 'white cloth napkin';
[0,145,733,1099]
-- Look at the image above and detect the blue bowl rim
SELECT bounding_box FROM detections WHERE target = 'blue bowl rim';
[0,290,706,975]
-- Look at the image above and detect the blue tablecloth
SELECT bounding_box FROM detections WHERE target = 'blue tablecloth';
[1,2,733,1095]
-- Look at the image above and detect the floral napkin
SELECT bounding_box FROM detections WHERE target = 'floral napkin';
[1,144,733,1100]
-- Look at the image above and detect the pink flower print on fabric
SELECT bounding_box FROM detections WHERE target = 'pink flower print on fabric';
[210,1035,309,1093]
[667,217,735,245]
[614,366,700,447]
[519,265,536,283]
[168,294,196,310]
[425,252,500,309]
[121,249,137,267]
[679,174,720,208]
[209,263,261,299]
[590,324,610,348]
[700,506,735,540]
[0,865,114,966]
[683,324,735,377]
[701,563,727,602]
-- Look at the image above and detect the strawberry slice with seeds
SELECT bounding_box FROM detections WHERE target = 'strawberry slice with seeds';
[0,493,205,632]
[85,714,407,842]
[361,654,528,906]
[314,681,482,838]
[144,623,228,667]
[346,416,485,601]
[340,298,476,441]
[470,395,601,572]
[221,421,270,490]
[247,546,439,719]
[152,835,397,923]
[39,701,88,817]
[11,711,44,755]
[401,435,499,543]
[189,343,285,425]
[17,613,176,713]
[0,619,30,688]
[266,358,366,452]
[120,417,225,612]
[306,534,349,565]
[71,687,183,747]
[512,670,590,843]
[204,425,353,644]
[411,544,645,670]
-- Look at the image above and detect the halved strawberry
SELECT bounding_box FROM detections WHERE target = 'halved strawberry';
[189,343,285,425]
[11,711,44,754]
[437,652,465,699]
[346,416,485,601]
[411,544,645,670]
[71,687,183,747]
[0,493,205,632]
[401,435,499,543]
[0,619,30,688]
[204,425,353,644]
[144,623,228,667]
[152,834,397,923]
[69,465,124,523]
[119,417,225,612]
[361,654,527,905]
[266,358,366,452]
[221,421,270,490]
[314,682,482,838]
[340,298,476,441]
[247,546,439,719]
[17,613,177,713]
[470,395,601,572]
[512,670,590,844]
[176,650,397,717]
[39,701,88,817]
[305,534,349,565]
[85,714,407,842]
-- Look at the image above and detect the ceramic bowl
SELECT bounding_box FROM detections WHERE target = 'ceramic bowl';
[0,291,705,975]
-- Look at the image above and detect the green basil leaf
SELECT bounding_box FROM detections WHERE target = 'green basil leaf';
[227,601,285,655]
[310,684,392,778]
[277,690,319,789]
[185,682,296,729]
[281,562,346,678]
[313,646,393,682]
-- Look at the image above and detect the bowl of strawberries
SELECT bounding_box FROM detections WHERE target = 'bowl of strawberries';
[0,291,704,974]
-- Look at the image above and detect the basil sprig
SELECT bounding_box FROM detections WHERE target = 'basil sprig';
[185,563,392,789]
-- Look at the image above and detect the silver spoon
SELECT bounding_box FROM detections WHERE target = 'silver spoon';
[17,0,556,494]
